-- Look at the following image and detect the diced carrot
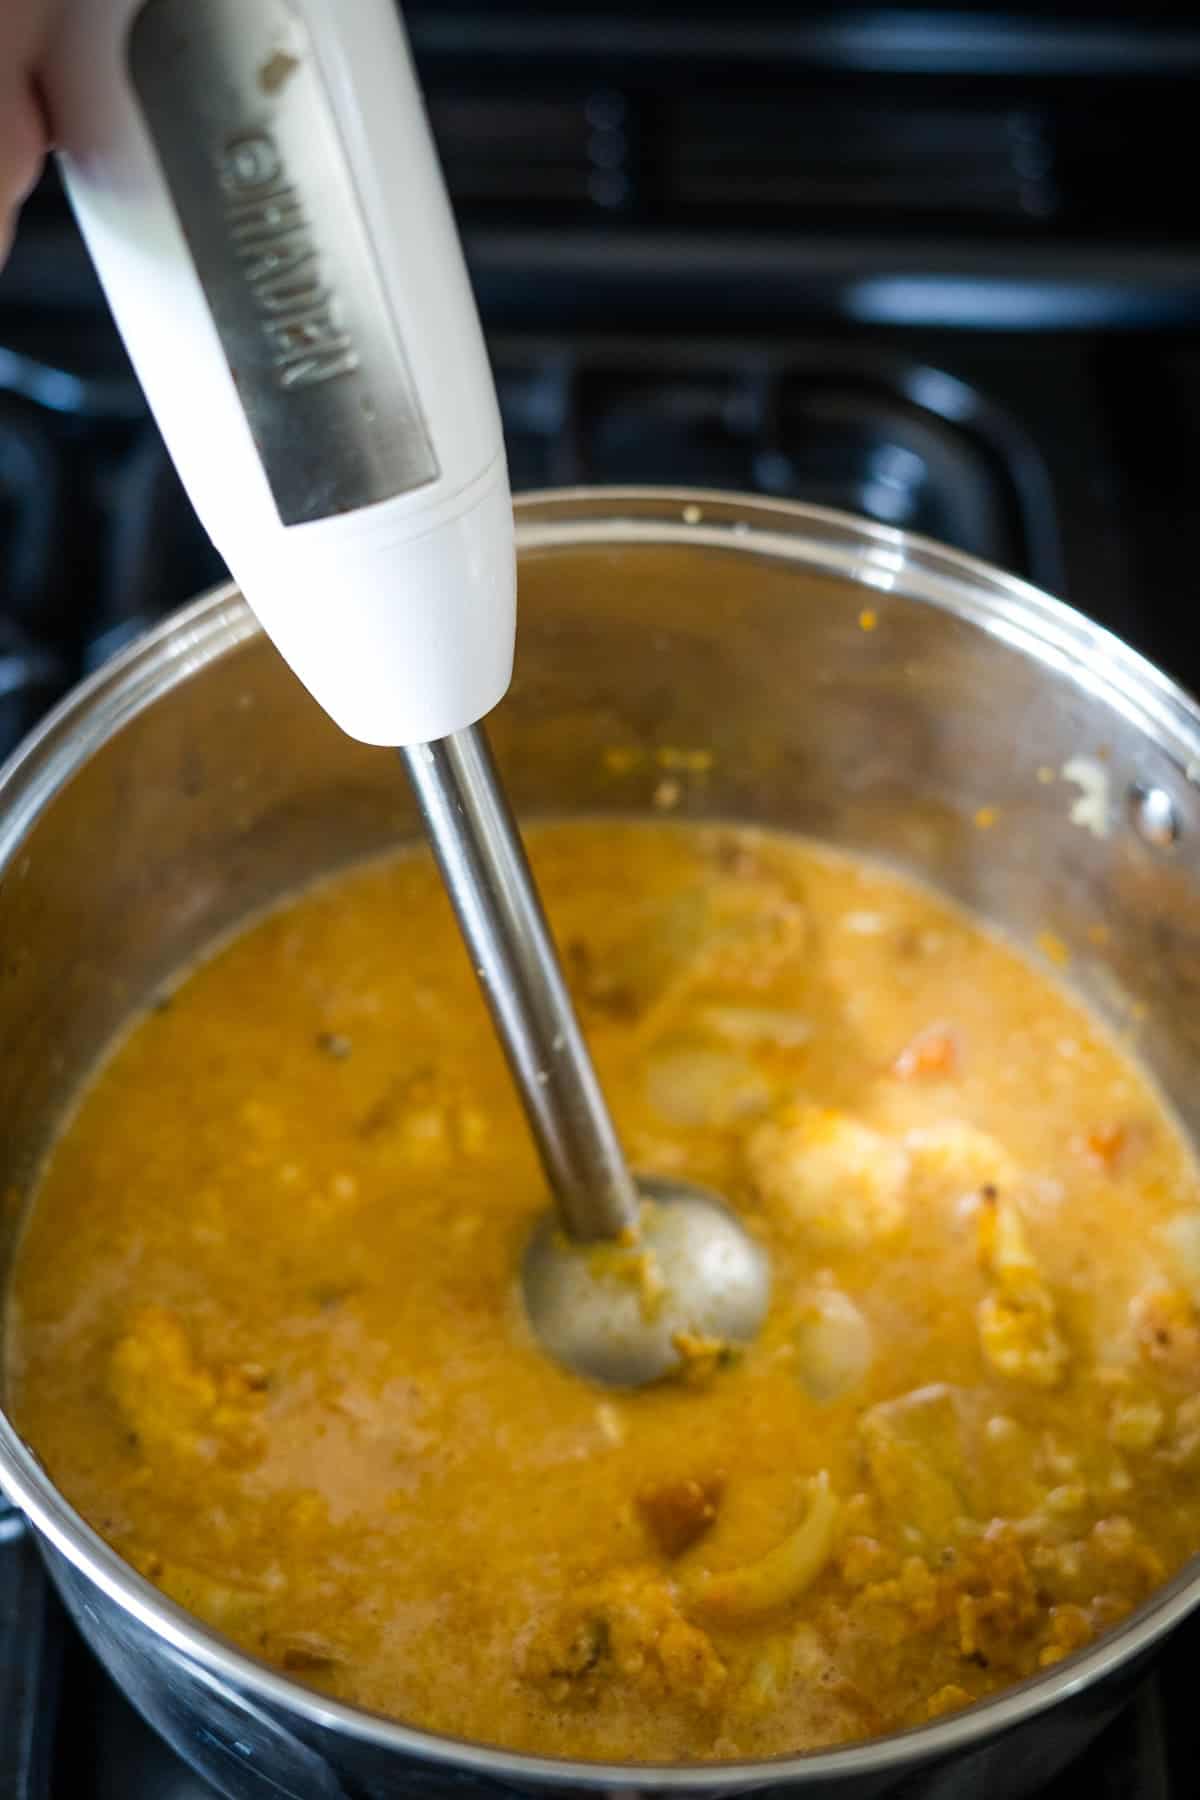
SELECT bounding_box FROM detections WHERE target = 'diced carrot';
[892,1027,958,1081]
[1085,1123,1127,1171]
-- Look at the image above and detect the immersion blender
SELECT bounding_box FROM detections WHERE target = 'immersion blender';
[43,0,768,1386]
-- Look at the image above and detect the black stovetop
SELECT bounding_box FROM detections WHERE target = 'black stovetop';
[2,319,1198,746]
[6,9,1200,1795]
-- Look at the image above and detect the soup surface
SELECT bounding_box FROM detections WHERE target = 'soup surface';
[8,821,1200,1762]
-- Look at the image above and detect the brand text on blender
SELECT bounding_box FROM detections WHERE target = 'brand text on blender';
[221,131,359,391]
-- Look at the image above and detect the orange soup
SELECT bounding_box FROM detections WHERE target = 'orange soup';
[8,821,1200,1761]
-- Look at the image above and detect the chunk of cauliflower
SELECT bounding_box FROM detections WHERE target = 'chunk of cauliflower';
[976,1194,1068,1387]
[906,1121,1018,1198]
[746,1106,909,1250]
[1130,1287,1200,1387]
[519,1567,726,1710]
[109,1306,265,1465]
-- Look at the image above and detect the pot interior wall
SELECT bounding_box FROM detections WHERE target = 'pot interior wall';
[2,522,1199,1325]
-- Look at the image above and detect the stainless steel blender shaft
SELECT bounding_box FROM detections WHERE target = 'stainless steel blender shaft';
[400,724,640,1242]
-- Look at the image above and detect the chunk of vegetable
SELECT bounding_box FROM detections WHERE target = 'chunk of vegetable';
[702,877,811,989]
[925,1683,972,1719]
[859,1386,969,1546]
[130,1548,271,1631]
[109,1306,265,1466]
[891,1026,959,1081]
[684,1473,839,1622]
[747,1106,909,1250]
[793,1285,873,1403]
[697,1005,812,1049]
[905,1121,1018,1197]
[568,873,808,1034]
[637,1475,724,1558]
[1107,1392,1165,1452]
[645,1045,773,1128]
[734,1624,825,1716]
[1083,1123,1128,1171]
[976,1193,1068,1387]
[521,1568,726,1708]
[1130,1287,1200,1386]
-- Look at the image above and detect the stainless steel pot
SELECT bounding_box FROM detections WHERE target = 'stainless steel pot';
[3,489,1200,1800]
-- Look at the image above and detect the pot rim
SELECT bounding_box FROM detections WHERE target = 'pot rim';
[3,485,1200,1789]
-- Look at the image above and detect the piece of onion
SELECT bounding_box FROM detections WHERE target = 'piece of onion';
[794,1288,873,1403]
[697,1005,812,1049]
[684,1473,839,1622]
[644,1045,773,1128]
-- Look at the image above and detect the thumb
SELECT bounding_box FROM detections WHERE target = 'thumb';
[0,2,56,266]
[0,87,48,266]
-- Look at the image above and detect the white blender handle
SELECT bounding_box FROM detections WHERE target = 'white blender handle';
[41,0,515,747]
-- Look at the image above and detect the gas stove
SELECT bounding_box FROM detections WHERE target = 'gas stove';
[4,6,1200,1796]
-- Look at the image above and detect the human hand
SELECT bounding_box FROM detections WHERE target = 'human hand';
[0,0,56,263]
